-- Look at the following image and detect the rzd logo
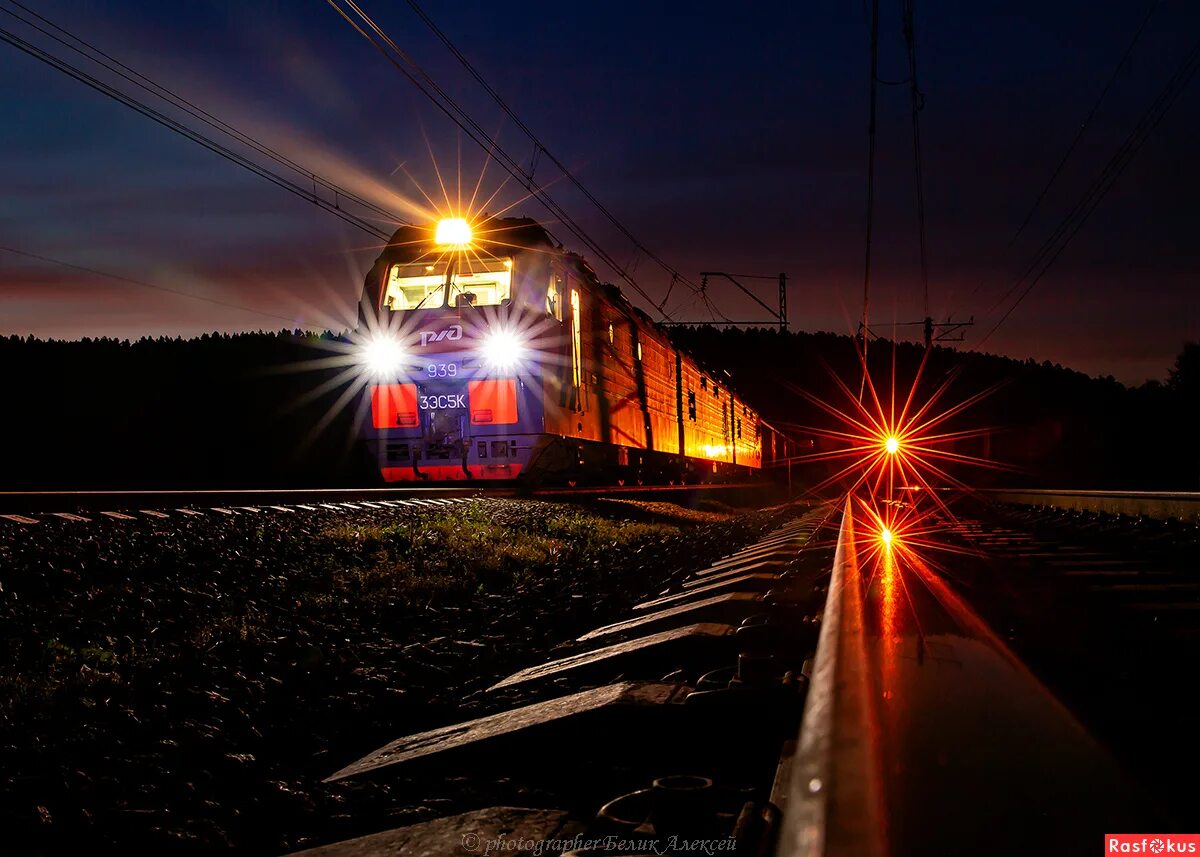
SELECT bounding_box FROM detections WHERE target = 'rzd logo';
[419,325,463,347]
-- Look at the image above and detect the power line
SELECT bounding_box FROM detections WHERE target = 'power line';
[901,0,931,323]
[978,31,1200,346]
[1003,0,1161,252]
[323,0,681,320]
[402,0,703,297]
[0,0,413,231]
[860,0,881,397]
[0,18,402,240]
[0,246,306,325]
[962,0,1162,315]
[328,0,677,315]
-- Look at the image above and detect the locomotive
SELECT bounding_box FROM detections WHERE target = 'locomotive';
[355,215,764,483]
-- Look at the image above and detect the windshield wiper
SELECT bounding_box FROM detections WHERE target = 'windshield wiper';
[408,284,444,313]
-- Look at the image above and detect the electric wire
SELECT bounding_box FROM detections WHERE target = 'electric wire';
[901,0,931,323]
[860,0,882,397]
[401,0,705,297]
[962,0,1162,315]
[0,25,397,241]
[978,32,1200,346]
[0,2,412,235]
[1003,0,1160,252]
[323,0,686,321]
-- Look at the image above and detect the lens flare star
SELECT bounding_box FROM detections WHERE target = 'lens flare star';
[784,340,1011,520]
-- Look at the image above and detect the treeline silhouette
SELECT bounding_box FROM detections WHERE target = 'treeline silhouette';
[1,330,1196,490]
[1,332,376,490]
[673,328,1199,491]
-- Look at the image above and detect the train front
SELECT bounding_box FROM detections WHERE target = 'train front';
[354,216,557,482]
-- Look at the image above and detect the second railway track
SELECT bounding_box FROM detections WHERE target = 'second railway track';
[0,481,768,520]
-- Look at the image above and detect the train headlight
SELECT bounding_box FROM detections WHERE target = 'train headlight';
[435,217,472,247]
[362,335,407,376]
[481,329,524,370]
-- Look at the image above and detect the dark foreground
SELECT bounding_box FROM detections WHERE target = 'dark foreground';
[0,497,792,853]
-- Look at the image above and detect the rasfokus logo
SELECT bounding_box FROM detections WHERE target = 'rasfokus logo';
[1107,835,1199,854]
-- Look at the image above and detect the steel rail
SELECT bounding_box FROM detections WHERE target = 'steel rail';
[982,488,1200,523]
[0,482,766,515]
[775,497,1140,857]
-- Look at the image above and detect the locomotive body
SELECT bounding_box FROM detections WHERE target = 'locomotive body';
[357,216,763,483]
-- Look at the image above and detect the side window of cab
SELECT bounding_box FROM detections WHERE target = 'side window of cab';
[547,271,563,320]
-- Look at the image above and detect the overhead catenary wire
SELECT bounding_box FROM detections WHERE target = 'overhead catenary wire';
[401,0,704,298]
[900,0,931,322]
[977,31,1200,347]
[323,0,689,322]
[0,2,414,236]
[0,24,398,241]
[859,0,882,398]
[962,0,1162,314]
[1003,0,1161,252]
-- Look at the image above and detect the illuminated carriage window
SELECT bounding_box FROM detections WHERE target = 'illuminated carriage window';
[687,390,697,421]
[700,377,708,390]
[636,341,643,360]
[383,264,445,310]
[547,275,562,320]
[447,258,512,307]
[570,289,583,390]
[608,323,614,345]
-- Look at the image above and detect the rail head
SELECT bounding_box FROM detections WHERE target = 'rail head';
[775,495,1142,857]
[775,501,885,857]
[982,488,1200,523]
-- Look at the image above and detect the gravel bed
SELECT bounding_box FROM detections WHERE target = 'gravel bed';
[0,497,796,853]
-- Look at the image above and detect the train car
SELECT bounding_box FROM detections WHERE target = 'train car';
[354,215,763,483]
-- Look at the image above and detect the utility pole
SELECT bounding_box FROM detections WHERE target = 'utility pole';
[862,316,974,348]
[658,271,788,332]
[779,273,788,332]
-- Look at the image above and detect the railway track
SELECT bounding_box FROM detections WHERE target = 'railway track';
[0,481,768,521]
[0,490,805,852]
[288,504,835,855]
[4,488,1194,853]
[983,487,1200,524]
[953,497,1200,826]
[287,491,1198,856]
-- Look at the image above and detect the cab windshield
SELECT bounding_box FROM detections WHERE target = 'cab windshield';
[383,257,512,312]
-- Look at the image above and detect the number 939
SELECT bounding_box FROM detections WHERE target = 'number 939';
[426,362,457,378]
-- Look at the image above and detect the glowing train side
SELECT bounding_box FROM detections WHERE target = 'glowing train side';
[356,216,764,483]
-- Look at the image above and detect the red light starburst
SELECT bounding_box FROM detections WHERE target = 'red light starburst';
[786,343,1008,518]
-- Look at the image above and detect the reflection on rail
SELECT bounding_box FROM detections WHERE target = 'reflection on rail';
[777,497,1140,857]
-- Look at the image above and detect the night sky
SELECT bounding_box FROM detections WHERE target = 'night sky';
[2,0,1198,384]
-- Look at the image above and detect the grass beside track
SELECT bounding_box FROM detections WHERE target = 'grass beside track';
[0,497,795,853]
[315,505,678,608]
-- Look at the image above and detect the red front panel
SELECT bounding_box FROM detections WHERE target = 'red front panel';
[468,379,518,426]
[381,464,523,481]
[371,383,419,429]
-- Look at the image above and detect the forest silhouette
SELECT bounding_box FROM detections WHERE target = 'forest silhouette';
[2,330,1195,490]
